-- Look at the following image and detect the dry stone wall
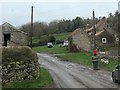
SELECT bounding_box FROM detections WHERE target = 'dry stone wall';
[2,46,39,84]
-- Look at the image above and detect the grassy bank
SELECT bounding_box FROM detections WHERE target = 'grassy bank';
[3,67,54,88]
[33,45,118,71]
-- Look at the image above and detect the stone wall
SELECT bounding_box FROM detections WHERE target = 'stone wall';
[2,46,39,84]
[2,60,39,84]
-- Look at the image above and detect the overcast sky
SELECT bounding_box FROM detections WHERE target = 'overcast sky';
[0,0,119,27]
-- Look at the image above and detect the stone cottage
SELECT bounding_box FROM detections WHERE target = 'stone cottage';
[70,28,91,51]
[1,22,27,46]
[70,18,117,52]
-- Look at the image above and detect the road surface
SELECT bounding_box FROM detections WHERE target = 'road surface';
[37,53,120,89]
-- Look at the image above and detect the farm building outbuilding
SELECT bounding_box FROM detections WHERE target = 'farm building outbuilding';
[1,22,27,46]
[70,18,117,52]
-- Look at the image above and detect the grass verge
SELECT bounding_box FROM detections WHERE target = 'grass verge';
[98,59,118,71]
[33,45,119,71]
[57,52,92,66]
[58,54,118,71]
[3,67,54,88]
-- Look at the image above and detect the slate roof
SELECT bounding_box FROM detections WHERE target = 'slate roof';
[1,22,27,34]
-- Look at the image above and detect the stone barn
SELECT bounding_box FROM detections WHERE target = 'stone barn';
[1,22,27,46]
[70,28,91,51]
[70,18,117,52]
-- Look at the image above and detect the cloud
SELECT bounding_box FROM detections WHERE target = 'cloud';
[0,0,119,2]
[118,1,120,13]
[0,2,118,26]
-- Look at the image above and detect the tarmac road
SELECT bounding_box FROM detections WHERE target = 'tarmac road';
[37,53,120,89]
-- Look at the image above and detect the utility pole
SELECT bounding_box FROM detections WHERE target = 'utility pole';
[93,11,96,50]
[118,12,120,64]
[30,6,33,48]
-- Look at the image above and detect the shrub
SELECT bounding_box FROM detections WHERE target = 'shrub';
[48,35,56,43]
[2,46,38,65]
[68,37,79,52]
[55,39,64,44]
[69,44,79,52]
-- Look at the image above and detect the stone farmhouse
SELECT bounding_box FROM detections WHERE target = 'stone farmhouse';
[1,22,27,46]
[70,18,117,52]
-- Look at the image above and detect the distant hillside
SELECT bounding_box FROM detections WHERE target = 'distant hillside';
[32,32,71,46]
[53,32,71,41]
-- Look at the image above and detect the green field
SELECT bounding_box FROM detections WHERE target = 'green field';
[32,44,69,54]
[32,38,40,43]
[3,68,54,88]
[32,32,71,44]
[33,45,119,71]
[53,32,71,40]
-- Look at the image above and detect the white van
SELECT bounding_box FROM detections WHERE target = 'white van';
[47,42,53,48]
[63,40,69,47]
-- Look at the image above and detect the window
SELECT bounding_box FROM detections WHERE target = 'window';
[102,38,107,43]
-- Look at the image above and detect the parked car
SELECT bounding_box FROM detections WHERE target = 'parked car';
[112,64,120,83]
[63,40,69,47]
[47,42,53,48]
